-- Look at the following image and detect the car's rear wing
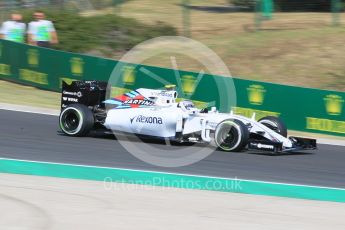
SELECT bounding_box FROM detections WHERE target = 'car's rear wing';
[61,80,109,110]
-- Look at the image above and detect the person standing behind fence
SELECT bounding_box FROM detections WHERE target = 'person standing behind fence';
[27,11,58,48]
[0,13,26,43]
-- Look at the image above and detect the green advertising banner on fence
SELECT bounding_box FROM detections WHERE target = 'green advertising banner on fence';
[0,39,344,136]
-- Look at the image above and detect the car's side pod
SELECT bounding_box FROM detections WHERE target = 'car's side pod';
[61,80,109,110]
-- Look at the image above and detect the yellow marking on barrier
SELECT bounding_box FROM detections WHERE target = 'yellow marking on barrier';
[27,49,39,67]
[60,78,79,89]
[247,84,266,105]
[19,69,48,85]
[232,107,280,120]
[324,94,344,116]
[307,117,345,134]
[110,87,131,97]
[181,75,196,96]
[70,57,84,76]
[122,65,136,85]
[0,63,11,76]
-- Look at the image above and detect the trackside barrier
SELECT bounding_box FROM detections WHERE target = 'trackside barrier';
[0,39,344,136]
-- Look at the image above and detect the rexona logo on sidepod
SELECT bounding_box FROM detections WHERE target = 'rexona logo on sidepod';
[130,115,163,125]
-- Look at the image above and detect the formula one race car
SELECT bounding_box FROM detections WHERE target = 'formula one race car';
[59,80,317,153]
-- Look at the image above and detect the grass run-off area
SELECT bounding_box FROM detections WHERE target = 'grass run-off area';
[90,0,345,91]
[0,80,60,110]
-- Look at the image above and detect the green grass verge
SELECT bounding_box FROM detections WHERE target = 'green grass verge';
[0,80,60,110]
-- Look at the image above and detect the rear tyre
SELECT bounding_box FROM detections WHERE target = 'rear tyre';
[59,104,94,137]
[258,116,287,137]
[215,119,249,152]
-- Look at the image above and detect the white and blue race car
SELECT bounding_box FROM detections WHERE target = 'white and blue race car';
[59,81,316,153]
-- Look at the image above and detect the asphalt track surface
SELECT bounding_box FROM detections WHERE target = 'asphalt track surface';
[1,109,344,188]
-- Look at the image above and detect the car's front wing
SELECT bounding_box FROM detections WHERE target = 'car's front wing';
[248,136,317,153]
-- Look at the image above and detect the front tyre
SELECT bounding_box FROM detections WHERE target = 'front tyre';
[258,116,287,137]
[59,104,94,136]
[215,119,249,152]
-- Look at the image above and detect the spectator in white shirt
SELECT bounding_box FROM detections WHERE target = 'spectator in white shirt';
[0,13,26,43]
[27,11,58,48]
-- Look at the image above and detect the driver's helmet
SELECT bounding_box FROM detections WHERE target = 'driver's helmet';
[178,100,195,111]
